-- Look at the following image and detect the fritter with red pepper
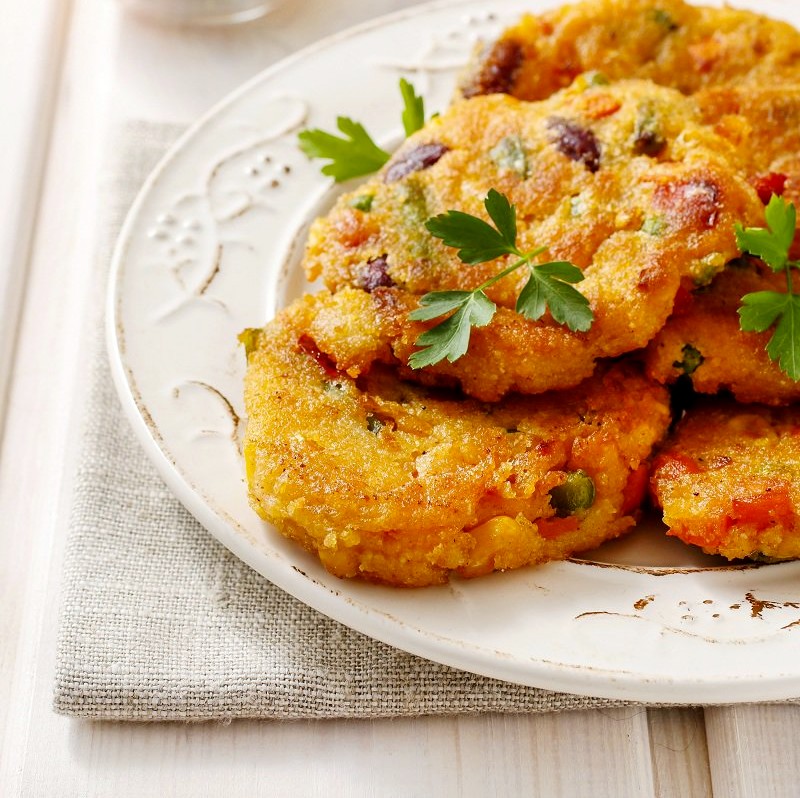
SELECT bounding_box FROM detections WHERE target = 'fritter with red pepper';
[242,293,671,587]
[645,260,800,405]
[459,0,800,102]
[644,81,800,403]
[694,82,800,234]
[651,401,800,561]
[304,80,762,401]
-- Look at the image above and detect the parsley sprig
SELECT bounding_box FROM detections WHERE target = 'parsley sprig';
[298,78,427,181]
[736,194,800,380]
[408,189,594,369]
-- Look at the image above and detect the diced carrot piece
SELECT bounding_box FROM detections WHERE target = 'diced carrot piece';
[622,463,650,514]
[537,515,579,539]
[731,486,795,531]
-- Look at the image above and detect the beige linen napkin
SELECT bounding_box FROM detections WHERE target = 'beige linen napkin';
[52,121,630,720]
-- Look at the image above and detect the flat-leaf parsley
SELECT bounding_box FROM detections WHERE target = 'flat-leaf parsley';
[736,194,800,381]
[408,189,594,369]
[298,79,429,181]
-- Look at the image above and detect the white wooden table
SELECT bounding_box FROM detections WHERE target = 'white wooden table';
[1,1,799,795]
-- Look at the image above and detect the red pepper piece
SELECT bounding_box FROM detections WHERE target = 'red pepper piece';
[537,515,579,540]
[622,463,650,514]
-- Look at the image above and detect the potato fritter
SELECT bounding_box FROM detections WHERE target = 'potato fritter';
[304,81,762,401]
[645,261,800,405]
[651,401,800,560]
[459,0,800,101]
[242,293,671,587]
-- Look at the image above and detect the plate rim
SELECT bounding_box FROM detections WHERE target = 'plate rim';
[106,0,800,704]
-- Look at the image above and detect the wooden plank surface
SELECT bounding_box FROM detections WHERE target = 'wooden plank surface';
[705,705,800,798]
[0,0,71,431]
[649,709,713,798]
[0,0,115,771]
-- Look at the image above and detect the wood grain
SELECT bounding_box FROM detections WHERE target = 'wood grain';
[649,708,712,797]
[0,0,71,433]
[0,0,115,777]
[706,705,800,798]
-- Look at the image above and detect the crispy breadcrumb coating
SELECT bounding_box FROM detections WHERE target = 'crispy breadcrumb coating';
[303,81,762,401]
[651,401,800,561]
[645,261,800,405]
[242,294,671,586]
[458,0,800,101]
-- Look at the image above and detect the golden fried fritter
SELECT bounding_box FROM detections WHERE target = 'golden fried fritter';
[694,83,800,214]
[242,293,671,587]
[459,0,800,101]
[304,81,762,401]
[644,81,800,404]
[645,261,800,405]
[651,401,800,560]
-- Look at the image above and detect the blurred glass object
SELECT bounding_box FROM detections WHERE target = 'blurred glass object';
[119,0,283,26]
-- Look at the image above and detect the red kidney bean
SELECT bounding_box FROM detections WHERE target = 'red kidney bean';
[461,39,523,98]
[358,255,395,291]
[546,117,601,173]
[384,142,450,183]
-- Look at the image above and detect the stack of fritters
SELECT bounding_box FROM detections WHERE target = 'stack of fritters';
[243,0,800,584]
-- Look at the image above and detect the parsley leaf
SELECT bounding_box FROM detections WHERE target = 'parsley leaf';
[517,262,594,332]
[425,189,521,264]
[408,292,496,368]
[298,117,390,181]
[738,290,787,332]
[400,78,425,137]
[408,291,475,322]
[739,291,800,380]
[484,187,518,249]
[735,194,795,271]
[409,190,594,368]
[299,79,432,182]
[736,194,800,381]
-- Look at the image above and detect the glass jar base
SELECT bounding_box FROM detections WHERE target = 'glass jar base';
[120,0,281,27]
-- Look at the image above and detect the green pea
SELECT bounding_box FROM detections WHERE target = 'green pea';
[549,470,596,517]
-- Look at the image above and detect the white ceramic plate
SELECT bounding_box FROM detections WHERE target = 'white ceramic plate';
[109,0,800,703]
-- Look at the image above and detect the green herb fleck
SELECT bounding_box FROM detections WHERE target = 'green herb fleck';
[408,189,594,368]
[673,343,704,376]
[489,135,529,178]
[366,413,384,433]
[736,194,800,380]
[641,216,667,236]
[651,8,678,31]
[693,252,726,287]
[569,195,585,217]
[349,194,374,212]
[583,70,610,87]
[633,103,666,157]
[238,328,261,357]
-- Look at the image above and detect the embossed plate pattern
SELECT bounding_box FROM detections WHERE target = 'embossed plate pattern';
[108,0,800,702]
